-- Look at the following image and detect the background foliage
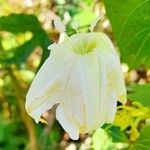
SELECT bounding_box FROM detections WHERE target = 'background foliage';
[0,0,150,150]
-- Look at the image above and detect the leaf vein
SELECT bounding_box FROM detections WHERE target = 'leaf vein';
[125,27,150,48]
[131,32,150,65]
[119,0,149,40]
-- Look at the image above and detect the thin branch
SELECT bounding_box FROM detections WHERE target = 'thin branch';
[7,68,38,150]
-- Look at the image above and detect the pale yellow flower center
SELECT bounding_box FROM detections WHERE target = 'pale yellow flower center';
[70,33,97,55]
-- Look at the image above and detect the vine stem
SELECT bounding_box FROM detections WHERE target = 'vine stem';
[7,68,38,150]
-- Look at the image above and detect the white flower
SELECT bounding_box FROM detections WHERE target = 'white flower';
[89,16,101,31]
[54,17,66,33]
[25,32,126,140]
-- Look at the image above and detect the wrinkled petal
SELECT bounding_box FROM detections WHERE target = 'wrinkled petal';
[29,97,57,123]
[53,52,105,135]
[106,52,127,105]
[56,105,79,140]
[54,17,66,33]
[26,32,127,140]
[77,52,106,132]
[26,44,76,122]
[95,33,127,104]
[56,58,88,134]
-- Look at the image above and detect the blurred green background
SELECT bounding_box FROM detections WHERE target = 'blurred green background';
[0,0,150,150]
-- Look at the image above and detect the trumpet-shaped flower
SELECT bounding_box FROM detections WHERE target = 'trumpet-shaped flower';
[25,30,126,140]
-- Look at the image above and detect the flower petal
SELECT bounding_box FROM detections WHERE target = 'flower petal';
[57,58,88,133]
[28,97,57,123]
[77,52,107,132]
[97,55,118,123]
[96,33,127,104]
[56,105,79,140]
[54,17,66,33]
[105,52,127,104]
[26,44,76,122]
[53,54,101,134]
[89,16,101,31]
[104,90,117,123]
[25,32,127,140]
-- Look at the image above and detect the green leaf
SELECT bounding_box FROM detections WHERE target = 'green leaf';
[104,0,150,69]
[0,14,51,66]
[0,119,27,149]
[72,10,96,30]
[92,128,115,150]
[0,14,42,33]
[131,125,150,150]
[0,37,38,65]
[128,84,150,106]
[103,124,128,143]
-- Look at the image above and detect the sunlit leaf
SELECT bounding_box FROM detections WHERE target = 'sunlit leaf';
[128,84,150,106]
[0,14,51,66]
[102,124,128,143]
[131,125,150,150]
[104,0,150,69]
[72,10,96,31]
[92,128,115,150]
